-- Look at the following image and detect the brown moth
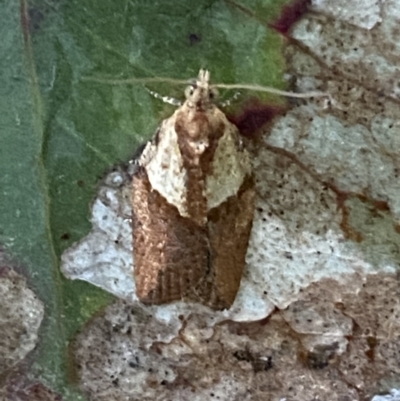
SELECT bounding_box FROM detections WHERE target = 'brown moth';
[131,69,255,310]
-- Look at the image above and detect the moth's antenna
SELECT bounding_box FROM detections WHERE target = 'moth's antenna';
[82,76,189,86]
[145,87,182,106]
[83,73,334,105]
[214,83,332,101]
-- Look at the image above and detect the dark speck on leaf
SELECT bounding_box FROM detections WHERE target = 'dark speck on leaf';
[28,7,45,32]
[189,33,201,46]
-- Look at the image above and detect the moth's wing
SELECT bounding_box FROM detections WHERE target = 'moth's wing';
[206,175,255,309]
[131,167,209,304]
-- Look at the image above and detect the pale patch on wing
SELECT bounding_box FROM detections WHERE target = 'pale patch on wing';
[206,124,252,210]
[143,114,189,217]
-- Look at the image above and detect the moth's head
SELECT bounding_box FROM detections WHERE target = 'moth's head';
[184,69,219,111]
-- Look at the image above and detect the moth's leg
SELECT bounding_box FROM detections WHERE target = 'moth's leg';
[145,87,182,106]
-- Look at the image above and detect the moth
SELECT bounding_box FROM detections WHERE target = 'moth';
[131,69,255,310]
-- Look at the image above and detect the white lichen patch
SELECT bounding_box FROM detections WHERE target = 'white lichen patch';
[372,389,400,401]
[268,107,400,220]
[245,146,397,309]
[61,169,137,301]
[312,0,382,30]
[0,261,44,374]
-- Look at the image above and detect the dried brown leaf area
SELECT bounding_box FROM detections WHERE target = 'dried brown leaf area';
[0,253,44,376]
[0,251,46,400]
[75,273,400,401]
[67,1,400,399]
[2,377,62,401]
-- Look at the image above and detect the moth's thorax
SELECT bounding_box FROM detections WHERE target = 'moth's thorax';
[175,105,221,162]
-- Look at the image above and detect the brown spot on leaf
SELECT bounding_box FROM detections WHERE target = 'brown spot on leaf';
[270,0,310,35]
[4,374,62,401]
[229,99,285,138]
[28,8,45,32]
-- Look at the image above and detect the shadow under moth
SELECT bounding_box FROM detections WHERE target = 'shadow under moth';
[131,69,255,310]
